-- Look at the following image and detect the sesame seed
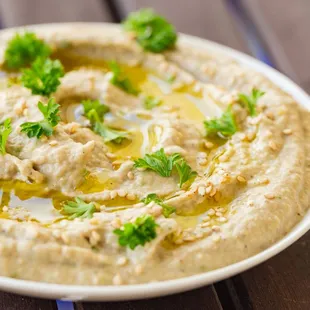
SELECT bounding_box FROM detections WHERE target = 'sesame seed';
[198,158,208,166]
[207,209,215,216]
[283,128,292,135]
[183,235,195,242]
[218,217,227,223]
[127,171,134,180]
[204,141,214,149]
[106,152,116,159]
[268,141,278,151]
[237,175,247,183]
[201,222,210,228]
[126,193,136,201]
[205,185,213,194]
[209,187,217,197]
[116,257,128,266]
[2,206,8,212]
[102,192,111,200]
[212,225,221,232]
[264,193,275,200]
[198,186,206,196]
[118,190,127,197]
[49,140,58,146]
[215,211,223,217]
[110,191,118,199]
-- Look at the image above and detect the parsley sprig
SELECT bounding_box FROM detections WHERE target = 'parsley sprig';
[4,32,51,69]
[82,99,110,123]
[134,148,181,177]
[142,193,175,218]
[62,197,96,219]
[114,215,158,250]
[143,96,162,110]
[0,118,12,154]
[204,106,237,138]
[123,9,177,53]
[175,159,198,188]
[134,148,197,187]
[21,57,64,96]
[20,98,60,139]
[238,88,265,116]
[109,61,139,95]
[82,99,128,144]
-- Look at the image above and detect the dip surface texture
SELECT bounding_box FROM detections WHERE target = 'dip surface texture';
[0,24,309,285]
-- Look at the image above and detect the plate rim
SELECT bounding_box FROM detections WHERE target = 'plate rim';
[0,22,309,301]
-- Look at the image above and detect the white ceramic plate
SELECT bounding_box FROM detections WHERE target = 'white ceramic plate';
[0,23,309,301]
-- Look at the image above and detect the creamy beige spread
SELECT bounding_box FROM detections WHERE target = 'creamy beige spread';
[0,24,309,285]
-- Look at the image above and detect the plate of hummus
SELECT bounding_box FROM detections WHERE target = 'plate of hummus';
[0,9,309,301]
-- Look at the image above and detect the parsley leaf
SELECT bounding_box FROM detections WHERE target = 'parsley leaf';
[109,61,139,95]
[0,118,12,155]
[142,193,175,218]
[4,32,51,69]
[123,9,177,53]
[20,98,60,139]
[134,148,181,177]
[82,102,128,144]
[204,106,237,138]
[62,197,96,219]
[143,96,162,110]
[238,88,265,116]
[82,99,110,123]
[175,159,197,188]
[113,215,158,250]
[21,57,64,96]
[93,122,128,144]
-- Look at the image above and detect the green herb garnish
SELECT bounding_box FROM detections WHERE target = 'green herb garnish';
[142,193,175,218]
[238,88,265,116]
[0,118,12,154]
[134,148,197,186]
[4,32,51,69]
[62,197,96,219]
[114,215,158,250]
[204,106,237,138]
[134,148,181,177]
[82,99,110,123]
[143,96,162,110]
[123,9,177,53]
[175,159,198,188]
[93,122,128,144]
[109,61,139,95]
[20,98,60,139]
[82,100,128,144]
[21,57,64,96]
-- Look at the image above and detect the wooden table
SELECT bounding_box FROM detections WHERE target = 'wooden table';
[0,0,309,309]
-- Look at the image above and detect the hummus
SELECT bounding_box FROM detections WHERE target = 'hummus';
[0,23,309,286]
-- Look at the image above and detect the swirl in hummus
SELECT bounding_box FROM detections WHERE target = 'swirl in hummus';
[0,10,309,285]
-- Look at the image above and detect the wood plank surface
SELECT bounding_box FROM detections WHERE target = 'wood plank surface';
[0,0,113,27]
[116,0,250,53]
[240,0,310,90]
[0,291,57,310]
[76,286,222,310]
